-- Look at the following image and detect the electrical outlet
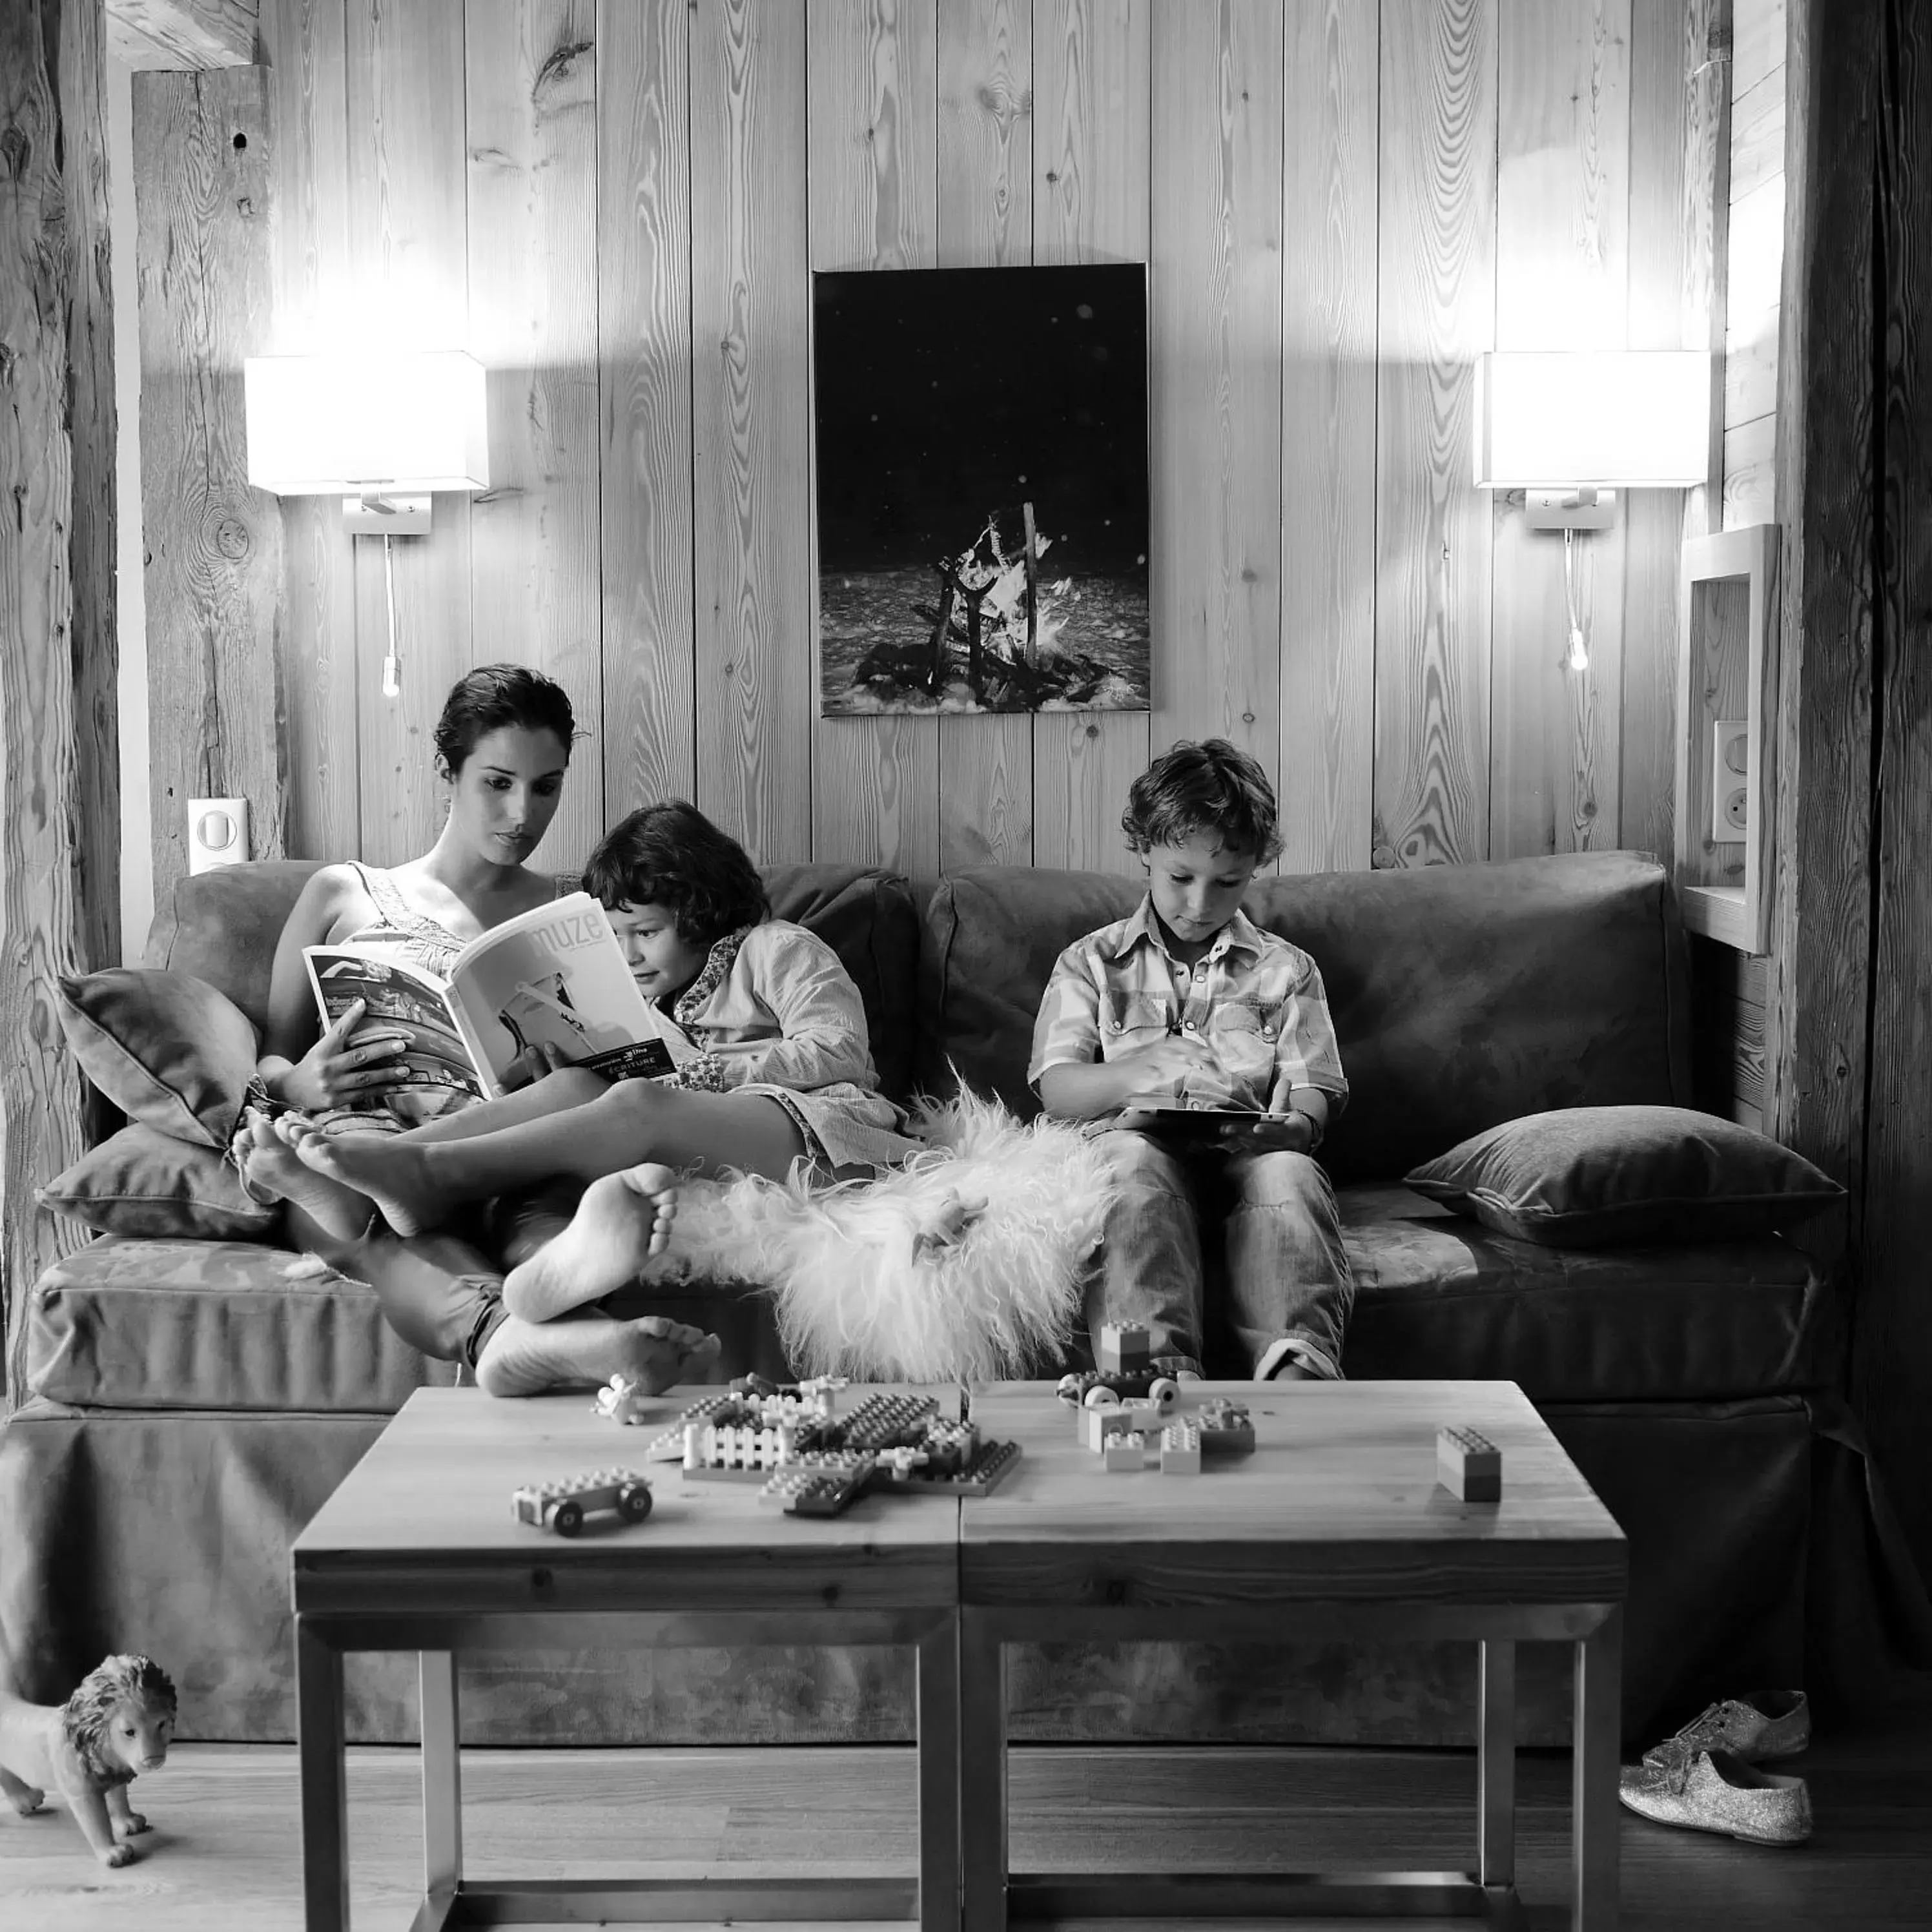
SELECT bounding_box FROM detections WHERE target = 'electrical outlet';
[188,798,250,874]
[1710,722,1749,843]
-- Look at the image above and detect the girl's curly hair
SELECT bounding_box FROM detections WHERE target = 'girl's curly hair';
[582,801,768,947]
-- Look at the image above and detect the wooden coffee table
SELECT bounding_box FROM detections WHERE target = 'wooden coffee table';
[291,1385,962,1931]
[958,1379,1627,1931]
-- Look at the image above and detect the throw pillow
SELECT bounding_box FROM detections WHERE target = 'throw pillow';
[1403,1104,1844,1248]
[38,1123,281,1242]
[56,967,260,1149]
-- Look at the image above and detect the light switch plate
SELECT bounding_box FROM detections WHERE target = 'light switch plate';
[1710,721,1749,843]
[188,797,249,874]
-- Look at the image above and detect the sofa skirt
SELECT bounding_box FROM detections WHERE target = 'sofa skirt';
[1,1395,1831,1749]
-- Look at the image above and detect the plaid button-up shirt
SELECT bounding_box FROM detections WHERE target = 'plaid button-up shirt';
[1027,896,1348,1115]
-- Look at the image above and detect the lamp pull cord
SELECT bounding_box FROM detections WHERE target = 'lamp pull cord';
[381,532,401,698]
[1562,526,1590,672]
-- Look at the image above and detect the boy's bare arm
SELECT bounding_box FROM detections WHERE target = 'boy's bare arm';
[1037,1036,1215,1120]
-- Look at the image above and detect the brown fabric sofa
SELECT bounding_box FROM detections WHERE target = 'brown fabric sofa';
[0,850,1866,1748]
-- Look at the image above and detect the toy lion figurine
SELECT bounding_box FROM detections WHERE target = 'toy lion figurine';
[0,1654,176,1866]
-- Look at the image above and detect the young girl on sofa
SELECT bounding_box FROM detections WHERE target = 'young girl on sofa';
[246,798,923,1357]
[238,665,721,1397]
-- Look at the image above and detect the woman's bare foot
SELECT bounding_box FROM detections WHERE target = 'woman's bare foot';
[232,1112,373,1242]
[501,1165,681,1322]
[475,1310,721,1397]
[282,1118,454,1237]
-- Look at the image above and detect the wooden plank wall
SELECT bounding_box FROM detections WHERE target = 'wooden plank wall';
[1721,0,1782,528]
[151,0,1707,894]
[1,0,118,1395]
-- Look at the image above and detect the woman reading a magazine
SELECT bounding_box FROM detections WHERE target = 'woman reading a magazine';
[245,799,923,1337]
[237,666,718,1399]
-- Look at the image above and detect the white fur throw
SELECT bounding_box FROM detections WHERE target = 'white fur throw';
[633,1087,1115,1383]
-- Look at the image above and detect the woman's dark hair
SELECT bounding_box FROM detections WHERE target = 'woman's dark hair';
[433,664,577,775]
[1122,737,1283,865]
[583,801,768,947]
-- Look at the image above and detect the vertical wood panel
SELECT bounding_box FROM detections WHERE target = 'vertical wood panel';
[135,67,286,903]
[1147,0,1284,774]
[59,0,122,978]
[937,0,1036,872]
[692,0,813,862]
[1852,0,1932,1589]
[805,0,941,881]
[345,0,471,864]
[1372,0,1495,868]
[261,0,358,862]
[1277,0,1377,875]
[1,0,95,1392]
[1490,0,1630,863]
[1030,0,1151,878]
[1619,0,1693,863]
[598,0,696,820]
[466,1,602,870]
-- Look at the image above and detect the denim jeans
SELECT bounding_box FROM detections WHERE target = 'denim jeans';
[1087,1129,1353,1379]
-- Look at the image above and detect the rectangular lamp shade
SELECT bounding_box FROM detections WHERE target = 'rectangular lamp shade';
[1473,351,1711,489]
[243,351,489,495]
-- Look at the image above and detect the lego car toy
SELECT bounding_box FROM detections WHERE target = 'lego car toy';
[512,1467,654,1536]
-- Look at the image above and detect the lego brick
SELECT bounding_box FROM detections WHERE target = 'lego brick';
[1097,1321,1152,1377]
[1159,1422,1201,1475]
[1198,1399,1255,1457]
[759,1463,872,1517]
[1437,1426,1503,1503]
[889,1437,1023,1497]
[1104,1430,1151,1471]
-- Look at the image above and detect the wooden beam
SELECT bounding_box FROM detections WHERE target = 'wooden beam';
[1840,0,1932,1587]
[1763,0,1875,1208]
[106,0,256,70]
[1,0,116,1398]
[134,65,285,909]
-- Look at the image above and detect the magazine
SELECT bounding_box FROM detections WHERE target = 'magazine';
[303,891,688,1110]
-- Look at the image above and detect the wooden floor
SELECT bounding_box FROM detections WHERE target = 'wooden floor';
[3,1698,1929,1930]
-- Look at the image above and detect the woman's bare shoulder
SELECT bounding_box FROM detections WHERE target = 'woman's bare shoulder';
[283,861,373,941]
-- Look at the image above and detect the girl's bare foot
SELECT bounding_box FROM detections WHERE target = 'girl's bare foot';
[234,1112,373,1241]
[501,1165,681,1322]
[475,1310,721,1397]
[282,1119,453,1238]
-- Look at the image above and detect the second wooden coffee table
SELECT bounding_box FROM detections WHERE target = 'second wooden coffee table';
[958,1379,1627,1931]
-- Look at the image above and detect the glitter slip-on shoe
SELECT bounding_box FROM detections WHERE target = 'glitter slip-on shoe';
[1640,1689,1811,1771]
[1618,1747,1814,1845]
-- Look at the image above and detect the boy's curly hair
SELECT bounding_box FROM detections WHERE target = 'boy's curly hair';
[582,801,768,948]
[1122,737,1283,865]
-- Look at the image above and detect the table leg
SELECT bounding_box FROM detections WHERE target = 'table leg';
[1479,1638,1516,1887]
[959,1610,1008,1932]
[1573,1606,1623,1932]
[420,1650,462,1902]
[916,1618,961,1932]
[297,1619,347,1932]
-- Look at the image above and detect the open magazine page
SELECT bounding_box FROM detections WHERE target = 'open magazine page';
[443,892,686,1097]
[303,947,486,1122]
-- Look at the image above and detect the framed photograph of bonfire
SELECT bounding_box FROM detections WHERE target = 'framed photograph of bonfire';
[812,262,1151,717]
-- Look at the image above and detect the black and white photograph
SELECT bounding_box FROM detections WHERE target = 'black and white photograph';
[814,262,1151,717]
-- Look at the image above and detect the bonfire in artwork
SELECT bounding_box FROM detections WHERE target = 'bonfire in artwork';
[849,503,1127,711]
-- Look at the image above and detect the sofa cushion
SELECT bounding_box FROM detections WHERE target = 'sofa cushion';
[56,967,259,1148]
[144,860,920,1106]
[38,1125,282,1242]
[1403,1105,1845,1247]
[922,850,1692,1184]
[23,1238,455,1413]
[1336,1184,1827,1402]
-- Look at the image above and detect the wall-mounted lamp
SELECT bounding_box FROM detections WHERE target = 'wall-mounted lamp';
[243,351,489,695]
[1474,350,1711,671]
